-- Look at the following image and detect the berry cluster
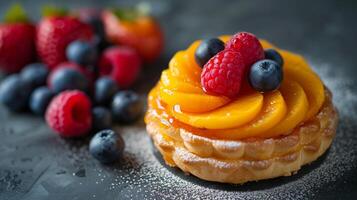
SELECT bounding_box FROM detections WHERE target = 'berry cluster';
[197,32,284,97]
[0,4,162,164]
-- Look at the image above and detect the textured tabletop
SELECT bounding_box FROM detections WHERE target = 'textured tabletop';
[0,0,357,199]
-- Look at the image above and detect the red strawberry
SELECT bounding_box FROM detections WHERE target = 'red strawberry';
[201,50,246,97]
[46,90,92,137]
[0,4,36,73]
[36,15,93,70]
[102,9,163,62]
[99,46,141,88]
[226,32,264,67]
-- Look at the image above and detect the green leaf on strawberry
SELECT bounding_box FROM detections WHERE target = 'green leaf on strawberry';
[4,3,29,23]
[111,3,151,21]
[42,5,68,17]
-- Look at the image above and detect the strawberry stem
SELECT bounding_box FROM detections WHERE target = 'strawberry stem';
[4,3,29,23]
[42,5,68,17]
[112,8,137,21]
[112,3,151,21]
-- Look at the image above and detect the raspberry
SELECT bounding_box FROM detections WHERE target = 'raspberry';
[99,46,142,88]
[226,32,264,66]
[201,50,246,97]
[45,90,92,137]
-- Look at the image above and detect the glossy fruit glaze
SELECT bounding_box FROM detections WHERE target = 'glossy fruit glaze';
[145,36,325,140]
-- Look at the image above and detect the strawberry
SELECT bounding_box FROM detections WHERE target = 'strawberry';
[102,6,163,62]
[0,4,36,73]
[36,7,93,70]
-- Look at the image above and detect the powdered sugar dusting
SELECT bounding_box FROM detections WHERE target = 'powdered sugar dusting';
[56,62,357,199]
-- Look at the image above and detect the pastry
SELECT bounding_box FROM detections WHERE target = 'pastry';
[145,32,338,184]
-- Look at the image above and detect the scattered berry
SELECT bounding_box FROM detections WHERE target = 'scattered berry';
[45,90,92,137]
[226,32,264,66]
[0,6,36,73]
[77,8,110,52]
[249,59,283,92]
[111,90,143,123]
[36,16,93,69]
[48,67,89,94]
[0,74,32,111]
[195,38,225,67]
[53,62,96,84]
[89,129,125,164]
[264,49,284,67]
[95,77,119,106]
[66,40,98,66]
[76,8,103,35]
[92,107,112,132]
[102,9,163,62]
[201,50,246,97]
[29,86,54,115]
[99,47,141,88]
[20,63,49,89]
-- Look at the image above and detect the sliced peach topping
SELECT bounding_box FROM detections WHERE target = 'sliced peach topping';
[284,64,324,120]
[185,40,203,73]
[279,49,312,71]
[264,80,309,137]
[159,84,230,113]
[171,92,263,129]
[200,90,288,139]
[151,36,325,139]
[160,70,203,94]
[259,39,276,49]
[169,51,201,84]
[219,35,231,43]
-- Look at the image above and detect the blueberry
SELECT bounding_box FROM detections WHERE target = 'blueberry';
[85,15,106,36]
[92,107,112,132]
[89,129,125,164]
[0,75,32,111]
[264,49,284,67]
[249,59,283,92]
[92,35,112,52]
[20,63,49,89]
[195,38,225,67]
[111,91,143,123]
[95,77,119,106]
[83,16,110,52]
[66,40,98,66]
[29,87,54,116]
[50,68,89,94]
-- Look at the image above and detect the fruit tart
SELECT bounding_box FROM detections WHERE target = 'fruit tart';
[145,32,338,184]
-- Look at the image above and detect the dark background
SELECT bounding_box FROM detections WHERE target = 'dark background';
[0,0,357,199]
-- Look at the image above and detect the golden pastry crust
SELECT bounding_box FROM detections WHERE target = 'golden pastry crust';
[146,88,338,184]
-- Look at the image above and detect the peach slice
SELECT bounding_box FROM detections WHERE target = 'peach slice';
[185,40,203,72]
[171,92,263,129]
[279,49,312,71]
[147,85,159,106]
[259,39,276,49]
[200,90,287,139]
[264,80,309,137]
[160,70,203,93]
[284,65,325,120]
[219,35,231,43]
[169,51,201,84]
[159,85,230,113]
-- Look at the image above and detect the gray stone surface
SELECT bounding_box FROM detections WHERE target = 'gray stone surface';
[0,0,357,199]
